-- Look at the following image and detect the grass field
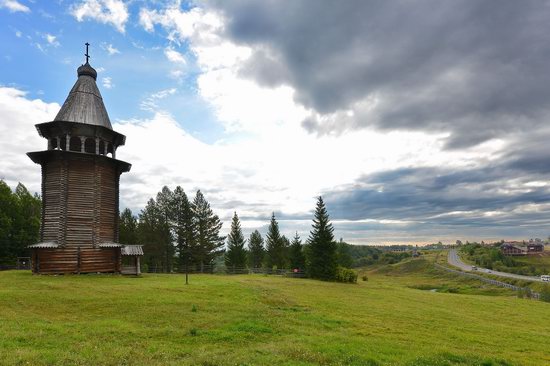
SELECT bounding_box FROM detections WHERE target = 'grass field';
[1,259,549,366]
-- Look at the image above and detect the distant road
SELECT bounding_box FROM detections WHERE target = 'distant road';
[447,249,542,283]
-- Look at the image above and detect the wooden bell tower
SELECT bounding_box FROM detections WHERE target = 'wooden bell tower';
[27,44,135,274]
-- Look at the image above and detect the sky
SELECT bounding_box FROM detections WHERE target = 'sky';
[1,0,550,245]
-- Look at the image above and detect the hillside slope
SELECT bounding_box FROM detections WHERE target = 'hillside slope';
[0,270,548,365]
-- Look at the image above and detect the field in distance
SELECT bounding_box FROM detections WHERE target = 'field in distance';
[0,257,549,366]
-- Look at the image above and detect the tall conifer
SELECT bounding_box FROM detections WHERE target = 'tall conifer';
[247,230,265,268]
[172,186,196,270]
[225,212,247,271]
[193,190,225,270]
[289,232,305,270]
[265,213,285,269]
[306,196,337,280]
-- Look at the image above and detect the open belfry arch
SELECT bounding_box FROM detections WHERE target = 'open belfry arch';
[27,44,143,275]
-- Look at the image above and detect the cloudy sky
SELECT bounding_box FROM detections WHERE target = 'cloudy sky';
[1,0,550,245]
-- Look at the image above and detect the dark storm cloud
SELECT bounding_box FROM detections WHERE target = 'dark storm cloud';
[208,0,550,148]
[322,150,550,229]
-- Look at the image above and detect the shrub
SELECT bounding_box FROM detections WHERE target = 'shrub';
[335,267,358,283]
[192,304,197,312]
[189,328,198,336]
[540,285,550,303]
[361,275,368,282]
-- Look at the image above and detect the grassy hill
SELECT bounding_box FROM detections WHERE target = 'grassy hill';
[1,261,549,365]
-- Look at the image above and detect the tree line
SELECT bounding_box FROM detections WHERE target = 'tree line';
[121,186,354,281]
[0,179,377,282]
[0,180,41,264]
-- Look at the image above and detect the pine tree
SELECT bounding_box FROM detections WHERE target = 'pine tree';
[280,235,290,268]
[225,212,247,272]
[138,197,171,272]
[265,213,289,269]
[247,230,265,268]
[156,186,176,272]
[289,232,305,270]
[172,186,196,270]
[193,190,225,270]
[119,208,138,244]
[306,196,337,280]
[265,213,283,269]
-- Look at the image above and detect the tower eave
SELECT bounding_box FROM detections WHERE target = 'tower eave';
[27,150,132,173]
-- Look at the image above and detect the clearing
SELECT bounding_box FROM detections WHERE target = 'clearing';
[0,259,549,365]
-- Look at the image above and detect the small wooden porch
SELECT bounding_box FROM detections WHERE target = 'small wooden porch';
[121,245,144,275]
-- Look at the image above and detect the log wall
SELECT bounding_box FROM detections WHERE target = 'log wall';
[35,152,124,274]
[33,248,120,274]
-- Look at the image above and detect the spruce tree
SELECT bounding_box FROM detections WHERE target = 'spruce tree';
[172,186,196,270]
[289,232,305,270]
[306,196,337,280]
[156,186,175,272]
[247,230,265,268]
[138,198,165,272]
[193,190,225,270]
[225,212,247,272]
[265,213,286,269]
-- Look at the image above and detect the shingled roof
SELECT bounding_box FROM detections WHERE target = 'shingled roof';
[121,245,144,256]
[53,62,113,129]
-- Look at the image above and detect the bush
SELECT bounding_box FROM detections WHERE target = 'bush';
[335,267,358,283]
[361,275,368,282]
[540,285,550,303]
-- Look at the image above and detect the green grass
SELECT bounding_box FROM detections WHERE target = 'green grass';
[0,263,549,365]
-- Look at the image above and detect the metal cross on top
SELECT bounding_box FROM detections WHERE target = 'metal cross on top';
[85,42,90,63]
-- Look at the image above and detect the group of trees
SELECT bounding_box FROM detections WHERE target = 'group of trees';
[222,196,345,281]
[123,189,349,281]
[0,178,354,282]
[0,180,41,264]
[120,186,225,273]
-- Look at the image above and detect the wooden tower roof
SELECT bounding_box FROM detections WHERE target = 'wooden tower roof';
[53,62,113,130]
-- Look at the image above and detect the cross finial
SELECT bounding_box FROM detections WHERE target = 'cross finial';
[85,42,90,64]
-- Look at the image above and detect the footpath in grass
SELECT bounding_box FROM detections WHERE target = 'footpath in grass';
[0,264,549,366]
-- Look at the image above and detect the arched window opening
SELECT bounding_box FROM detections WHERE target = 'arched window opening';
[107,143,113,158]
[98,140,105,155]
[60,137,67,151]
[69,136,81,152]
[84,138,95,154]
[50,138,58,150]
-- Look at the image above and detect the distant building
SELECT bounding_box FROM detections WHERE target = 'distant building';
[500,243,526,256]
[527,243,544,253]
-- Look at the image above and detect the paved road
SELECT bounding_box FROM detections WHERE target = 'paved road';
[447,249,543,282]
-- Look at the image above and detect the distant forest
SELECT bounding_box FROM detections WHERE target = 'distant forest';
[0,181,416,280]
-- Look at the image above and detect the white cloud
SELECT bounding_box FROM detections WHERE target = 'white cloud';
[164,47,186,64]
[0,86,507,243]
[140,88,176,111]
[130,3,519,242]
[0,0,30,13]
[15,30,22,38]
[102,77,113,89]
[71,0,128,33]
[101,43,120,55]
[0,87,59,193]
[44,33,60,47]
